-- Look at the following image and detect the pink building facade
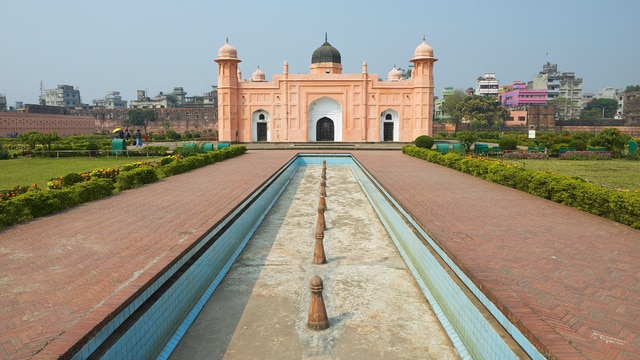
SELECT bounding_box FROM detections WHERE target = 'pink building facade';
[215,36,437,143]
[501,82,547,108]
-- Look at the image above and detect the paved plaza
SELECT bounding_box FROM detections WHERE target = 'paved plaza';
[0,149,639,359]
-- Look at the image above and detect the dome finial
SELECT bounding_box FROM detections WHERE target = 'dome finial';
[226,37,229,43]
[325,32,328,42]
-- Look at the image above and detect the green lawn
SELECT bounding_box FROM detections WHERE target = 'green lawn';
[0,156,164,189]
[505,159,640,191]
[2,155,639,193]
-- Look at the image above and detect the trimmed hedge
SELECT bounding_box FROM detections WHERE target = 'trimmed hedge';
[402,145,640,229]
[0,145,247,229]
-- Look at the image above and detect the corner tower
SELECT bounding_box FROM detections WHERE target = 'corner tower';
[409,37,438,137]
[215,39,241,142]
[310,34,342,74]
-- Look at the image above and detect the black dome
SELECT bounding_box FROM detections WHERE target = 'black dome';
[311,35,341,64]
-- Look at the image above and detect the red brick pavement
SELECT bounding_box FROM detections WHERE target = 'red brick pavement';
[0,151,297,359]
[353,151,640,360]
[1,149,639,359]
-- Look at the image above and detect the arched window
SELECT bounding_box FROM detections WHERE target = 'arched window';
[385,114,392,121]
[259,114,265,121]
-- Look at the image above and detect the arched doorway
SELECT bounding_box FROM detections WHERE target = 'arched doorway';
[308,97,342,141]
[256,114,267,141]
[251,110,270,142]
[316,117,334,141]
[383,114,394,141]
[380,109,399,142]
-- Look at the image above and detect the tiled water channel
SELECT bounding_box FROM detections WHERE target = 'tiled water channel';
[74,154,542,360]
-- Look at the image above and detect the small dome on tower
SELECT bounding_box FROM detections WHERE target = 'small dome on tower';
[311,34,341,64]
[387,66,402,81]
[217,38,238,60]
[412,37,434,60]
[251,67,266,81]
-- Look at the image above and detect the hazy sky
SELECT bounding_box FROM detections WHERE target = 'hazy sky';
[1,0,638,106]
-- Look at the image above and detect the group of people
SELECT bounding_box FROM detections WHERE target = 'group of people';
[115,128,148,147]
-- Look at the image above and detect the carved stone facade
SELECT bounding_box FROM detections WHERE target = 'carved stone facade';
[215,36,437,143]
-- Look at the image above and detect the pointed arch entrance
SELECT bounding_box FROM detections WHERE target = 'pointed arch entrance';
[308,97,342,141]
[316,117,334,141]
[251,110,270,142]
[380,109,399,142]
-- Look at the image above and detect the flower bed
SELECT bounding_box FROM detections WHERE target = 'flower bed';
[559,150,613,160]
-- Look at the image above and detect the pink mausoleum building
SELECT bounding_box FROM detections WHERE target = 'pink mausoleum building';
[215,35,437,143]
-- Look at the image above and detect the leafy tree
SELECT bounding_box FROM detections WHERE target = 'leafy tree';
[580,109,602,120]
[452,95,509,130]
[594,128,631,157]
[625,85,640,92]
[584,98,618,118]
[126,109,156,134]
[549,97,574,120]
[455,130,479,153]
[440,89,465,131]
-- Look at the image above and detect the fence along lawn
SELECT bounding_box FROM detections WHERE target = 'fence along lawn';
[0,156,164,189]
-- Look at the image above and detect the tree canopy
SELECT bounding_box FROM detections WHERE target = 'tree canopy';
[593,128,631,157]
[549,97,575,120]
[583,98,618,118]
[441,89,465,130]
[452,95,509,130]
[126,109,156,134]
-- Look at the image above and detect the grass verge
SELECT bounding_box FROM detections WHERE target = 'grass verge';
[504,159,640,191]
[0,156,164,189]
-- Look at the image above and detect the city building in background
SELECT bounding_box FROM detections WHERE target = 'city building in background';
[475,73,499,96]
[130,87,187,109]
[500,81,547,108]
[597,87,625,117]
[529,63,561,101]
[39,85,82,107]
[434,86,454,122]
[92,91,128,109]
[529,63,583,119]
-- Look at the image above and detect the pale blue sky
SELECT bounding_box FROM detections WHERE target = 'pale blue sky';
[1,0,638,106]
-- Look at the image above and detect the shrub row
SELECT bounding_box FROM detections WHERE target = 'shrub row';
[402,145,640,229]
[0,145,247,229]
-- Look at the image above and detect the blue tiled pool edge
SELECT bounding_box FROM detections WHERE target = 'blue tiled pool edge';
[350,157,544,360]
[72,153,543,359]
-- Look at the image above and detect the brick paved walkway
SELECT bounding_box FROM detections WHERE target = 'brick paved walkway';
[354,151,640,360]
[1,149,639,359]
[0,151,297,359]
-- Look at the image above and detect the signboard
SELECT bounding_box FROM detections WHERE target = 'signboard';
[528,129,536,139]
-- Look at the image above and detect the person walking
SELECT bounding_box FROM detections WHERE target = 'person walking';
[135,129,142,147]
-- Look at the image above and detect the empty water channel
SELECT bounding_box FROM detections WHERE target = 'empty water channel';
[76,154,543,360]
